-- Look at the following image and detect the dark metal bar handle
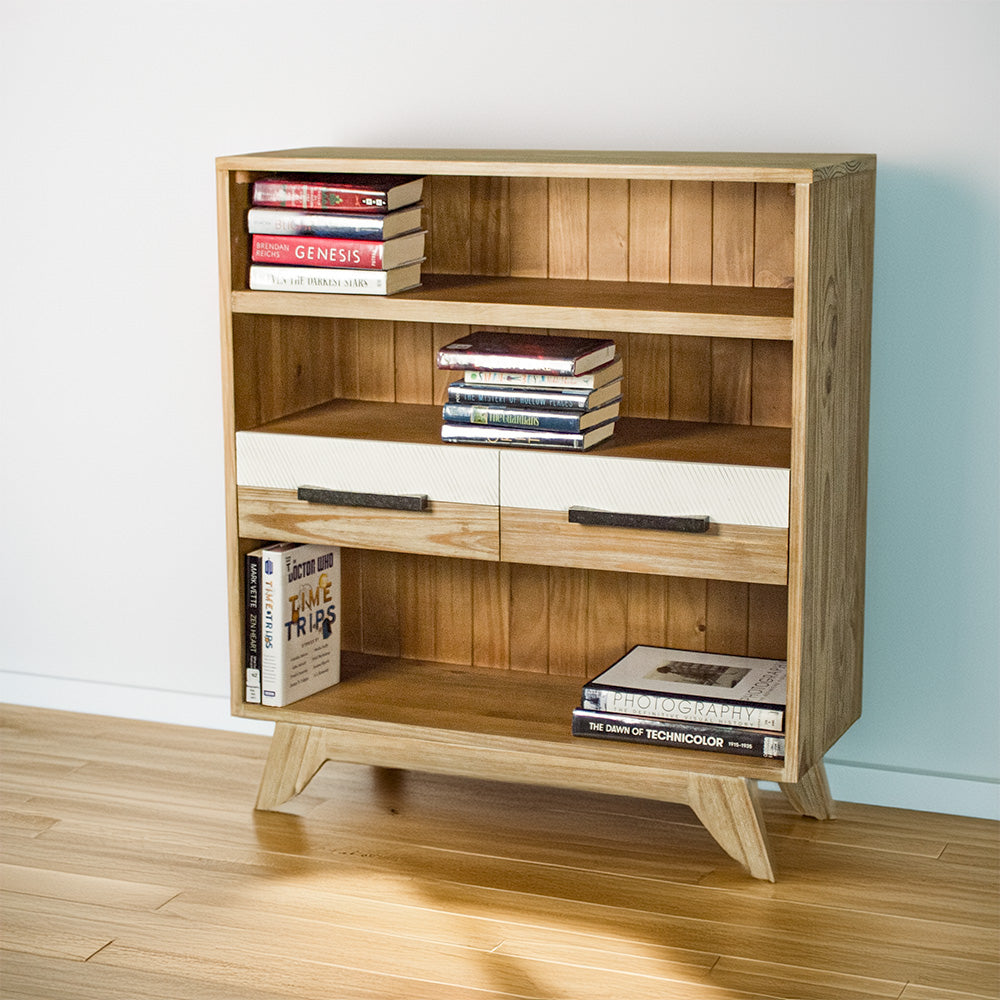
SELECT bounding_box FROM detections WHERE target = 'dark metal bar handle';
[568,506,710,533]
[297,486,428,512]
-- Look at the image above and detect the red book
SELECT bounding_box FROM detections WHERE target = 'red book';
[251,231,425,271]
[251,174,423,213]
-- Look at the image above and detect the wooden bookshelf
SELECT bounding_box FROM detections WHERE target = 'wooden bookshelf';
[217,148,875,880]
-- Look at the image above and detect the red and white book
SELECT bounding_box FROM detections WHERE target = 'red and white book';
[252,174,424,213]
[251,231,426,271]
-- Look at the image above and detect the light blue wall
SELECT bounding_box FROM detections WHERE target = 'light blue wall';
[1,0,997,818]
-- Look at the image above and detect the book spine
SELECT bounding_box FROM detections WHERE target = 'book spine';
[244,551,262,705]
[437,350,578,376]
[259,548,284,706]
[571,709,785,758]
[446,383,590,410]
[249,265,390,295]
[462,369,602,389]
[251,234,384,269]
[253,180,388,212]
[441,424,587,450]
[247,208,387,239]
[442,403,586,432]
[580,686,784,731]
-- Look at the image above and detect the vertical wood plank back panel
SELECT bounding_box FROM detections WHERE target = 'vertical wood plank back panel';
[427,176,471,274]
[585,570,630,674]
[397,553,437,662]
[357,320,395,402]
[470,176,510,276]
[587,178,629,280]
[547,566,590,675]
[508,177,549,277]
[548,178,589,278]
[628,179,671,281]
[625,573,670,649]
[755,183,796,288]
[472,561,511,668]
[508,564,550,672]
[393,322,435,403]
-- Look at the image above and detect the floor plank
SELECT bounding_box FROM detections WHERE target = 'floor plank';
[1,704,997,1000]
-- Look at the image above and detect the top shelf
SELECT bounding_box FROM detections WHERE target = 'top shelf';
[218,147,876,184]
[231,273,795,340]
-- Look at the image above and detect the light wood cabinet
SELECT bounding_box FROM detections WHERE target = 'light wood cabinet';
[216,148,875,880]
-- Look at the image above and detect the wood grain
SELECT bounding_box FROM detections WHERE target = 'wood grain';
[3,705,995,1000]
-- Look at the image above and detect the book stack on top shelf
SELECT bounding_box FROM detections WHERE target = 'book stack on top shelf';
[247,173,426,295]
[572,646,788,759]
[436,331,623,451]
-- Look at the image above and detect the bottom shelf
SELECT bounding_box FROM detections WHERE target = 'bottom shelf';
[236,651,789,785]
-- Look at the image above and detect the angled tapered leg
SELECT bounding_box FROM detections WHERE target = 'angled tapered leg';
[780,760,836,819]
[687,773,775,881]
[255,723,331,810]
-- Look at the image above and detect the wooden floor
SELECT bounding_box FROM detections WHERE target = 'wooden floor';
[1,704,997,1000]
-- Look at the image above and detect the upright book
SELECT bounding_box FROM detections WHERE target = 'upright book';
[247,204,423,240]
[437,331,617,376]
[581,645,787,731]
[252,174,424,213]
[243,549,263,704]
[254,542,341,707]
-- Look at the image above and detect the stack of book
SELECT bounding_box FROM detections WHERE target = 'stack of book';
[244,542,341,707]
[436,331,623,451]
[247,173,425,295]
[572,645,788,759]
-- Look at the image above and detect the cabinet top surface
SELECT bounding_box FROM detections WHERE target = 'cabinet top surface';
[216,146,875,183]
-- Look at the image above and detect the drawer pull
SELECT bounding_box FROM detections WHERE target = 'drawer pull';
[568,506,710,533]
[297,486,429,512]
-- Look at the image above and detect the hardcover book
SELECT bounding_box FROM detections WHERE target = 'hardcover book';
[581,645,786,731]
[436,331,617,376]
[446,378,623,411]
[244,550,263,704]
[461,356,624,390]
[255,542,341,707]
[441,397,620,432]
[249,261,422,296]
[572,709,786,758]
[251,230,426,271]
[252,174,424,213]
[441,420,616,451]
[247,204,423,240]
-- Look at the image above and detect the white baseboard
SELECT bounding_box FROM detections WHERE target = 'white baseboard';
[3,671,997,820]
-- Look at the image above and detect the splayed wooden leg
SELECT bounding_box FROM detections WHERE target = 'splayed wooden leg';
[780,760,836,819]
[255,723,331,810]
[687,773,775,881]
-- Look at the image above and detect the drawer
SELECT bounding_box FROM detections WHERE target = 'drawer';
[499,451,789,583]
[236,430,500,559]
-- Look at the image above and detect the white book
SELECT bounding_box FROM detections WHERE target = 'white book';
[255,543,341,707]
[248,261,421,295]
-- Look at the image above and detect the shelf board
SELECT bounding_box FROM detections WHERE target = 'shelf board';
[242,398,793,469]
[237,651,788,783]
[232,273,794,340]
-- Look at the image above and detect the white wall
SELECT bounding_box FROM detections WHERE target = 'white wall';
[1,0,997,819]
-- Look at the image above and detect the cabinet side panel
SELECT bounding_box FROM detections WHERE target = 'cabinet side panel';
[791,169,875,773]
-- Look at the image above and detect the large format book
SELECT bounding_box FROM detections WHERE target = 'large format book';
[581,645,787,732]
[442,420,616,451]
[251,231,426,271]
[255,542,341,707]
[572,708,786,758]
[247,204,423,240]
[252,174,424,213]
[442,397,620,432]
[249,261,422,296]
[437,331,617,376]
[446,377,623,411]
[461,356,624,390]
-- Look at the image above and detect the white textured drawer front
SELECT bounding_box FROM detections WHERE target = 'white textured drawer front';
[500,451,789,528]
[236,432,500,506]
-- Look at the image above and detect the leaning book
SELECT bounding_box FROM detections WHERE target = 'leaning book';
[254,542,341,707]
[572,709,785,759]
[581,645,786,731]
